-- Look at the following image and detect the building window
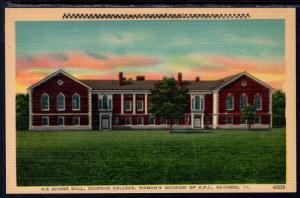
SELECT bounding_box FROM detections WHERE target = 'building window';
[254,94,262,110]
[240,94,248,110]
[226,94,234,111]
[254,115,261,124]
[99,95,112,110]
[73,117,80,126]
[205,116,211,125]
[137,100,144,111]
[57,116,64,126]
[57,93,65,111]
[185,116,190,125]
[125,116,131,125]
[41,93,49,111]
[72,93,80,110]
[137,117,144,125]
[226,115,233,125]
[161,117,168,125]
[173,118,179,125]
[124,100,132,112]
[149,116,155,125]
[240,116,247,124]
[114,116,119,125]
[192,95,204,111]
[41,116,49,126]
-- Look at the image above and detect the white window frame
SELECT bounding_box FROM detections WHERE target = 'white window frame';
[149,116,155,125]
[41,116,49,126]
[73,116,80,126]
[98,95,113,111]
[72,93,81,111]
[125,116,131,125]
[57,93,65,111]
[160,117,168,125]
[184,116,190,125]
[254,94,262,111]
[114,116,119,125]
[124,100,132,112]
[254,115,261,124]
[226,115,233,125]
[57,116,64,126]
[240,116,247,124]
[137,116,144,125]
[136,100,144,112]
[226,94,234,111]
[191,95,204,112]
[41,93,50,111]
[173,118,179,125]
[240,94,248,110]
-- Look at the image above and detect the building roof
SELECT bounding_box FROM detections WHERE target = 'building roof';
[80,73,241,91]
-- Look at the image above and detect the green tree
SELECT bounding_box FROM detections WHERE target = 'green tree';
[150,77,188,133]
[242,105,256,131]
[272,90,286,128]
[16,93,29,130]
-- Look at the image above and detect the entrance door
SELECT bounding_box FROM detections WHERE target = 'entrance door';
[194,115,201,128]
[101,116,110,129]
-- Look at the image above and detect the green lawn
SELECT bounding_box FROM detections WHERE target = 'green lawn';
[17,129,286,186]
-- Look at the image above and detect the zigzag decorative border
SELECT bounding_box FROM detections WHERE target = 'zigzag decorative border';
[62,13,251,20]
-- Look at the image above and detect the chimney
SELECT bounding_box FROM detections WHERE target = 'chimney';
[195,76,200,82]
[136,76,145,81]
[119,72,124,86]
[177,72,183,86]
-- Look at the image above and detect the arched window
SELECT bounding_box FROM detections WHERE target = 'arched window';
[41,93,49,111]
[72,93,80,110]
[226,94,234,111]
[240,94,248,110]
[99,95,112,110]
[57,93,65,111]
[103,95,108,109]
[254,94,262,110]
[192,95,204,111]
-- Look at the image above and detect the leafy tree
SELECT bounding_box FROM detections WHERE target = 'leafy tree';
[16,93,29,130]
[242,105,256,131]
[150,77,188,133]
[272,90,286,128]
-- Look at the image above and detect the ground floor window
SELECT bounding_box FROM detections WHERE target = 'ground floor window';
[137,117,144,125]
[73,117,80,126]
[254,115,261,124]
[185,116,190,125]
[114,116,119,125]
[125,116,131,125]
[173,118,179,125]
[57,116,64,126]
[205,115,211,125]
[240,116,247,124]
[161,117,167,125]
[226,115,233,125]
[42,116,49,126]
[149,116,155,125]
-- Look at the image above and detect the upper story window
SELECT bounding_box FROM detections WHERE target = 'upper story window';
[124,100,132,112]
[254,94,262,110]
[41,93,49,111]
[240,94,248,110]
[191,95,204,111]
[226,94,234,111]
[98,95,112,110]
[72,93,80,110]
[57,93,65,111]
[137,100,144,111]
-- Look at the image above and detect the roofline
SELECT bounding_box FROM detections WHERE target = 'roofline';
[213,71,274,91]
[28,69,92,91]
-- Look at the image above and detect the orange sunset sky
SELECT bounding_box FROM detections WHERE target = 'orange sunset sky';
[16,20,285,93]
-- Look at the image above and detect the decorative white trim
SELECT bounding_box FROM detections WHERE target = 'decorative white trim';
[121,94,124,114]
[57,93,65,111]
[136,100,144,112]
[28,69,91,91]
[72,93,81,111]
[145,94,148,114]
[133,94,136,114]
[214,71,274,91]
[99,113,112,130]
[212,91,219,129]
[29,90,32,130]
[98,94,113,111]
[191,94,205,112]
[269,90,273,128]
[33,113,89,115]
[124,100,132,112]
[40,93,50,111]
[88,91,92,129]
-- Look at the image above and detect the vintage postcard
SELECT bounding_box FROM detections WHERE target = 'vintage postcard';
[5,8,296,193]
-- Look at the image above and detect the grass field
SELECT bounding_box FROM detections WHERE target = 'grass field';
[17,129,286,186]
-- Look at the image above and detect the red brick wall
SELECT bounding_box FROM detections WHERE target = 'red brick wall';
[113,94,121,114]
[31,73,89,114]
[32,115,89,126]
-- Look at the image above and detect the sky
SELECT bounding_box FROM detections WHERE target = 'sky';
[16,20,285,93]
